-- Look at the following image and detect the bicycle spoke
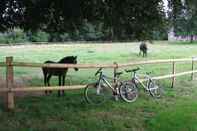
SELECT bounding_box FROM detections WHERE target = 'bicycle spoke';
[119,82,138,103]
[84,83,112,105]
[148,81,162,98]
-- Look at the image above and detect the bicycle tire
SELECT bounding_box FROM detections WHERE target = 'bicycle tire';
[84,83,111,105]
[119,82,138,103]
[148,80,161,98]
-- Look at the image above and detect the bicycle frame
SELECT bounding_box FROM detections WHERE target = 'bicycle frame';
[97,73,116,92]
[85,68,139,104]
[130,72,151,90]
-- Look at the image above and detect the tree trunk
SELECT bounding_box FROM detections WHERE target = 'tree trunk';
[110,27,114,42]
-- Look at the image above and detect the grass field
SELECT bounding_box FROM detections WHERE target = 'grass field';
[0,41,197,131]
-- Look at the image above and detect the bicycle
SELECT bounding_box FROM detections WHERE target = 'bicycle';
[124,67,162,98]
[84,68,138,105]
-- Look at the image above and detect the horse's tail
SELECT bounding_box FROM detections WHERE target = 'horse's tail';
[42,67,47,78]
[42,61,50,76]
[42,67,46,73]
[42,65,49,86]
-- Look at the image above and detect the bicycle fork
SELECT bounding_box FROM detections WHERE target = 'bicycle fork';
[96,80,103,95]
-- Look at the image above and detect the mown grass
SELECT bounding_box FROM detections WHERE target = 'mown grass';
[0,41,197,131]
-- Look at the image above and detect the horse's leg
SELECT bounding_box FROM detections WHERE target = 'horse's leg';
[62,74,66,96]
[47,74,52,94]
[139,50,142,56]
[44,73,48,95]
[58,75,61,97]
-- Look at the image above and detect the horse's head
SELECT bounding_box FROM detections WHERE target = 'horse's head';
[59,56,78,71]
[72,56,79,71]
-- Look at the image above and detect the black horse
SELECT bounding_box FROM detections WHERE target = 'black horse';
[42,56,78,96]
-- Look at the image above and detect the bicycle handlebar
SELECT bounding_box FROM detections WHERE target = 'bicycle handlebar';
[95,68,103,76]
[146,72,152,75]
[115,71,123,76]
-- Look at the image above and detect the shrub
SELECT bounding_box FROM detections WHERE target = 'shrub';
[0,28,28,44]
[27,31,49,42]
[60,33,71,41]
[78,22,104,41]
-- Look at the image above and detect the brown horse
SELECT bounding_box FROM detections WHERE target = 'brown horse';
[42,56,78,96]
[139,42,148,57]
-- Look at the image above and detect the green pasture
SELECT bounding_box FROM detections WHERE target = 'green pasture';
[0,41,197,131]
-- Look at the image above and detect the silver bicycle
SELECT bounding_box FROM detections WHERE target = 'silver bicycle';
[125,67,162,98]
[84,68,138,105]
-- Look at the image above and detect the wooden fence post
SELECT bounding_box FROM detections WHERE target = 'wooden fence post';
[6,57,14,110]
[171,61,176,88]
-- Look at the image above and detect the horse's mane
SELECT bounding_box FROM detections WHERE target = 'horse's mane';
[58,56,76,63]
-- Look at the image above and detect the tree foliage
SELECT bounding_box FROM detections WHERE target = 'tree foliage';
[0,0,166,40]
[168,0,197,42]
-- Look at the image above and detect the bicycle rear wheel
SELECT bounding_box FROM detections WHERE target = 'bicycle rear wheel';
[119,82,138,103]
[148,80,161,98]
[84,83,111,105]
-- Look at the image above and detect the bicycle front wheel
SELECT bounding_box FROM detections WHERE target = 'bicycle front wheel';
[148,80,161,98]
[119,82,138,103]
[84,83,111,105]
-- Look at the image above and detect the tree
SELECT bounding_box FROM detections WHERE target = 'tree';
[184,0,197,42]
[0,0,24,31]
[0,0,166,41]
[168,0,197,42]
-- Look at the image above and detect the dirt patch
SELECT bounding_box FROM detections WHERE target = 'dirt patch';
[0,76,44,98]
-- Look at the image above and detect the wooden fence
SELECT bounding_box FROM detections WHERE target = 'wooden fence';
[0,56,197,110]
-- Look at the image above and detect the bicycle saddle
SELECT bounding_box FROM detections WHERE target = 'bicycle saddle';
[115,71,123,76]
[125,67,140,73]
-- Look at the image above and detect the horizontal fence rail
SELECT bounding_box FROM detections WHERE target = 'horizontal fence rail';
[118,58,196,67]
[0,70,197,93]
[0,56,197,110]
[8,58,197,68]
[152,70,197,80]
[13,62,117,68]
[0,58,196,68]
[0,85,86,92]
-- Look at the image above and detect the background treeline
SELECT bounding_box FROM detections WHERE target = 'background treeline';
[0,23,167,44]
[0,0,196,44]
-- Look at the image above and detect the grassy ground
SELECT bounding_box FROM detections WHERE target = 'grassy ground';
[0,41,197,131]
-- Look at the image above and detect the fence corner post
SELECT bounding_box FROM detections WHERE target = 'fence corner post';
[6,56,15,111]
[171,61,176,88]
